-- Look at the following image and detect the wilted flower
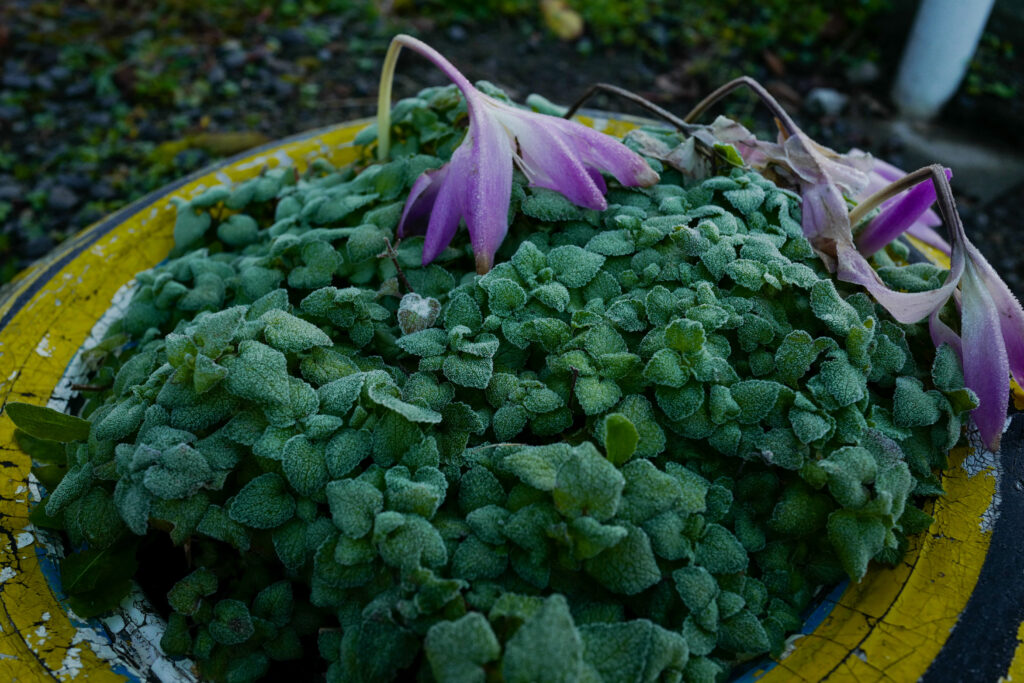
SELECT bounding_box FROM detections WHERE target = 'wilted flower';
[681,77,1023,450]
[863,168,1024,450]
[374,35,659,274]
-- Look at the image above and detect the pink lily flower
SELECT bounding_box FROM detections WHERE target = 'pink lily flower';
[375,35,659,274]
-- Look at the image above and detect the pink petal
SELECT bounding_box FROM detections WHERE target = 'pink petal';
[421,148,469,265]
[497,107,608,210]
[868,155,906,184]
[960,262,1011,451]
[398,165,448,237]
[462,107,514,274]
[964,241,1024,387]
[587,167,607,195]
[554,117,660,188]
[836,243,959,323]
[929,309,963,359]
[784,135,869,196]
[835,238,964,324]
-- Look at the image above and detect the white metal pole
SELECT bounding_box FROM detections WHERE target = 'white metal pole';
[892,0,997,120]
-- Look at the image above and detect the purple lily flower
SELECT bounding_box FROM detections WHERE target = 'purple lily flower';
[375,35,659,274]
[855,154,951,255]
[856,168,952,257]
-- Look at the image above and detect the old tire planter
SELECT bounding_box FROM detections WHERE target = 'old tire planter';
[0,115,1021,682]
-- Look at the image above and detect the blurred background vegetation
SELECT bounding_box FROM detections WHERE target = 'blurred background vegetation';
[0,0,1020,285]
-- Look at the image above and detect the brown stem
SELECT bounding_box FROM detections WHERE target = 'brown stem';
[70,383,110,392]
[379,238,415,294]
[563,83,700,134]
[682,76,799,137]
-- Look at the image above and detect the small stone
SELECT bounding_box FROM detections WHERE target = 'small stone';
[47,186,79,212]
[846,61,880,85]
[86,111,113,128]
[0,181,23,202]
[806,88,849,117]
[224,50,248,69]
[208,65,226,85]
[448,25,468,42]
[24,236,55,258]
[56,173,90,192]
[65,80,93,98]
[271,80,294,99]
[91,181,116,200]
[47,66,71,82]
[2,72,32,90]
[0,104,22,122]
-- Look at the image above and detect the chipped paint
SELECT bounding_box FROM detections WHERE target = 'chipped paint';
[755,442,997,682]
[963,425,1003,532]
[34,334,54,358]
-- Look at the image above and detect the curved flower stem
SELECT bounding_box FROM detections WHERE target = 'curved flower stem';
[562,82,700,134]
[681,76,799,137]
[376,34,478,162]
[849,164,968,263]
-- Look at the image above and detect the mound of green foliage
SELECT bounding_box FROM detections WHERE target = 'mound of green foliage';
[17,84,975,683]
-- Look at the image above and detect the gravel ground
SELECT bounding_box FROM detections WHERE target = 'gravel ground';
[1,3,1020,296]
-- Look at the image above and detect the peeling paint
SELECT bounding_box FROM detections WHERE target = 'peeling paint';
[34,334,54,358]
[962,424,1004,532]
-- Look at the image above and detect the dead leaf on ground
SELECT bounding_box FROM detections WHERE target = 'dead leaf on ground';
[763,50,785,77]
[541,0,584,42]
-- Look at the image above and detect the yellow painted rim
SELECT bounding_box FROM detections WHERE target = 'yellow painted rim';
[0,115,1015,681]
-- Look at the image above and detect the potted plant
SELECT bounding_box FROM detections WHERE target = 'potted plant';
[0,35,1020,682]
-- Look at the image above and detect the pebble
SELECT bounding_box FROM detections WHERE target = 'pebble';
[846,60,880,85]
[47,186,80,212]
[91,181,116,200]
[2,72,32,89]
[47,65,71,82]
[223,50,247,69]
[447,25,468,43]
[208,64,226,85]
[0,182,23,202]
[806,87,849,116]
[65,80,93,98]
[0,104,23,121]
[56,173,90,192]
